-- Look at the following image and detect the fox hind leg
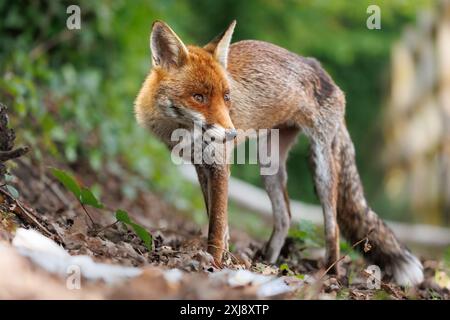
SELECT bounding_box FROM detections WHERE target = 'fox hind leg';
[261,127,299,263]
[309,136,340,273]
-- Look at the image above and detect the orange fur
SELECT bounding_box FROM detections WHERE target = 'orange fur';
[135,46,234,138]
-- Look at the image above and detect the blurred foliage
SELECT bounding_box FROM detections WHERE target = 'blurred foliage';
[288,219,322,248]
[0,0,432,223]
[0,0,205,216]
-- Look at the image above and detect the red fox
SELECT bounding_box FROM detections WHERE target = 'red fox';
[135,20,424,286]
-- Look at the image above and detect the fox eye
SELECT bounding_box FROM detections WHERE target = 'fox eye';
[224,92,230,102]
[193,93,205,103]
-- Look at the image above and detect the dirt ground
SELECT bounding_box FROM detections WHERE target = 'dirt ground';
[0,156,448,300]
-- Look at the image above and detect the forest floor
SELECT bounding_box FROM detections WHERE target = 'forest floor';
[0,156,449,300]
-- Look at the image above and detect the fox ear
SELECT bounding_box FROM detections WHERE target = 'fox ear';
[150,21,188,69]
[204,20,236,69]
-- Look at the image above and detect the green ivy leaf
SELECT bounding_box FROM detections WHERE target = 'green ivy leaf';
[6,184,19,199]
[51,168,81,198]
[115,209,131,223]
[80,187,103,208]
[115,209,152,251]
[130,223,152,251]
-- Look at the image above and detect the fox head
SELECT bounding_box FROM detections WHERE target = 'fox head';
[135,20,237,142]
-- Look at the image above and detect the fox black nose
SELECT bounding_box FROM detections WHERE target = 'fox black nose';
[225,128,237,140]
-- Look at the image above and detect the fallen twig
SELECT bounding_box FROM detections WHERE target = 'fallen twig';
[0,186,56,240]
[93,220,119,236]
[0,146,30,162]
[320,229,374,280]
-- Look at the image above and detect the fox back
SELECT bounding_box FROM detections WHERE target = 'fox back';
[135,21,345,144]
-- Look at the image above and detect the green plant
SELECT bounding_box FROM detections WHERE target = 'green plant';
[288,219,322,248]
[340,240,362,261]
[51,167,152,251]
[279,263,305,279]
[279,263,291,273]
[115,209,152,251]
[4,174,19,199]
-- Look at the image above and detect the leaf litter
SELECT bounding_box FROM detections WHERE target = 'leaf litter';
[0,157,448,300]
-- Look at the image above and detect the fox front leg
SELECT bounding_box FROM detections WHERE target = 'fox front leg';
[195,164,211,217]
[205,164,230,265]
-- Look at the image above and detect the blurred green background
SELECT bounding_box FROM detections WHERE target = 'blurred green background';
[0,0,437,227]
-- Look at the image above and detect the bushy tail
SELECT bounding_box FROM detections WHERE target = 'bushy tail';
[334,123,423,286]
